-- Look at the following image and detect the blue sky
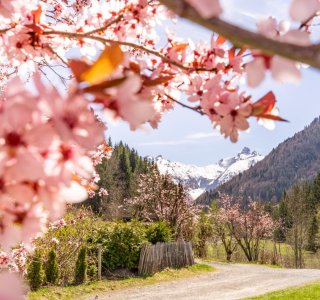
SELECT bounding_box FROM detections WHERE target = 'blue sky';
[106,0,319,165]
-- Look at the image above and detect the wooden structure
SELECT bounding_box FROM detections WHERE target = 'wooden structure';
[138,241,194,276]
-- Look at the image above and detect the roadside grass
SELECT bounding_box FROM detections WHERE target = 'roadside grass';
[200,258,282,268]
[245,281,320,299]
[28,263,214,300]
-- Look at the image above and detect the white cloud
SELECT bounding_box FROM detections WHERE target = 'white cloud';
[139,131,221,146]
[186,132,221,140]
[139,139,195,146]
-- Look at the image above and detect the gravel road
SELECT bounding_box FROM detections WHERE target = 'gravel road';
[86,262,320,300]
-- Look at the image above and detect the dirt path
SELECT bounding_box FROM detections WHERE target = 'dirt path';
[87,262,320,300]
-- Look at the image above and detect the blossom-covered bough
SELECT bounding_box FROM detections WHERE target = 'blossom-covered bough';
[0,0,318,296]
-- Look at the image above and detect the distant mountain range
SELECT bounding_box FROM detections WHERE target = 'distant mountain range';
[149,147,264,199]
[198,117,320,205]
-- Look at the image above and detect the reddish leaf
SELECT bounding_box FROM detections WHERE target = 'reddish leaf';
[32,6,42,25]
[252,91,287,122]
[216,35,226,45]
[81,44,124,84]
[69,60,91,82]
[143,75,174,87]
[129,61,141,74]
[83,77,127,93]
[257,114,288,122]
[172,43,189,53]
[228,47,235,61]
[251,91,276,116]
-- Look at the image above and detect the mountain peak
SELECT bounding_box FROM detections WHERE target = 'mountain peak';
[240,147,251,155]
[153,149,264,200]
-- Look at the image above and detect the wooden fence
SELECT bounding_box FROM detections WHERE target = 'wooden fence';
[138,241,194,276]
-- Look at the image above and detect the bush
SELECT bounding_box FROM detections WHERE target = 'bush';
[98,221,147,271]
[75,247,87,285]
[27,250,44,291]
[193,213,214,258]
[146,221,172,244]
[87,263,98,280]
[45,249,59,285]
[32,209,99,286]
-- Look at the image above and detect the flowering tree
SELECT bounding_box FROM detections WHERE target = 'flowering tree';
[127,167,199,239]
[0,0,318,296]
[210,195,241,261]
[233,201,275,262]
[212,194,274,262]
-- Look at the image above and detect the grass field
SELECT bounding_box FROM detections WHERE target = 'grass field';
[246,281,320,299]
[207,241,320,268]
[28,264,214,300]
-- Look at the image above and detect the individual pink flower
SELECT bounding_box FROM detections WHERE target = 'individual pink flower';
[290,0,320,22]
[185,0,222,19]
[0,272,26,300]
[214,92,252,142]
[246,18,310,87]
[0,1,17,18]
[44,92,105,152]
[186,75,205,102]
[104,74,157,130]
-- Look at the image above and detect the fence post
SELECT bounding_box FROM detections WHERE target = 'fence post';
[98,245,102,280]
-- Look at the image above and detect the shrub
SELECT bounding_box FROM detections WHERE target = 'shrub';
[75,247,87,285]
[146,221,172,244]
[87,263,98,280]
[99,221,147,271]
[45,249,59,285]
[193,213,214,258]
[33,209,99,285]
[27,250,44,291]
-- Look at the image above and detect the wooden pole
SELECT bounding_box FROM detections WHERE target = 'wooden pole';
[98,245,102,280]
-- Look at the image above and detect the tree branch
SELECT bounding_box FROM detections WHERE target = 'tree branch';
[159,0,320,70]
[43,30,215,72]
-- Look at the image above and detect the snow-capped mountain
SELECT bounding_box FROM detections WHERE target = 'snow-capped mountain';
[151,147,264,199]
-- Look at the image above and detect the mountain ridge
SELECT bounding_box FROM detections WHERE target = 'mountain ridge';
[148,147,264,199]
[197,116,320,204]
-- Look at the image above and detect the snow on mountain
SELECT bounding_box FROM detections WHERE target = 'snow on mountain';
[150,147,264,199]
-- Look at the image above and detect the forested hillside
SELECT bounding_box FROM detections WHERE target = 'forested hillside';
[198,117,320,204]
[84,140,150,219]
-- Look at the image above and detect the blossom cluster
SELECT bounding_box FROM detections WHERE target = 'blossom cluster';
[216,194,274,241]
[0,0,292,144]
[0,76,104,253]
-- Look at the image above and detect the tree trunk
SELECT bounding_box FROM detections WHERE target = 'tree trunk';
[226,251,232,262]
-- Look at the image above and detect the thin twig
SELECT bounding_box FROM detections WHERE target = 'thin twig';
[165,93,205,115]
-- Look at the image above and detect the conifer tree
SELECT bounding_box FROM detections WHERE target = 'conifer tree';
[27,250,44,291]
[75,247,87,285]
[45,249,60,285]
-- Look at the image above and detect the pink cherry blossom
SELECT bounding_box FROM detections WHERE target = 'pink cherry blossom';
[214,92,252,143]
[103,74,157,130]
[0,272,26,300]
[246,18,310,87]
[290,0,320,22]
[185,0,222,19]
